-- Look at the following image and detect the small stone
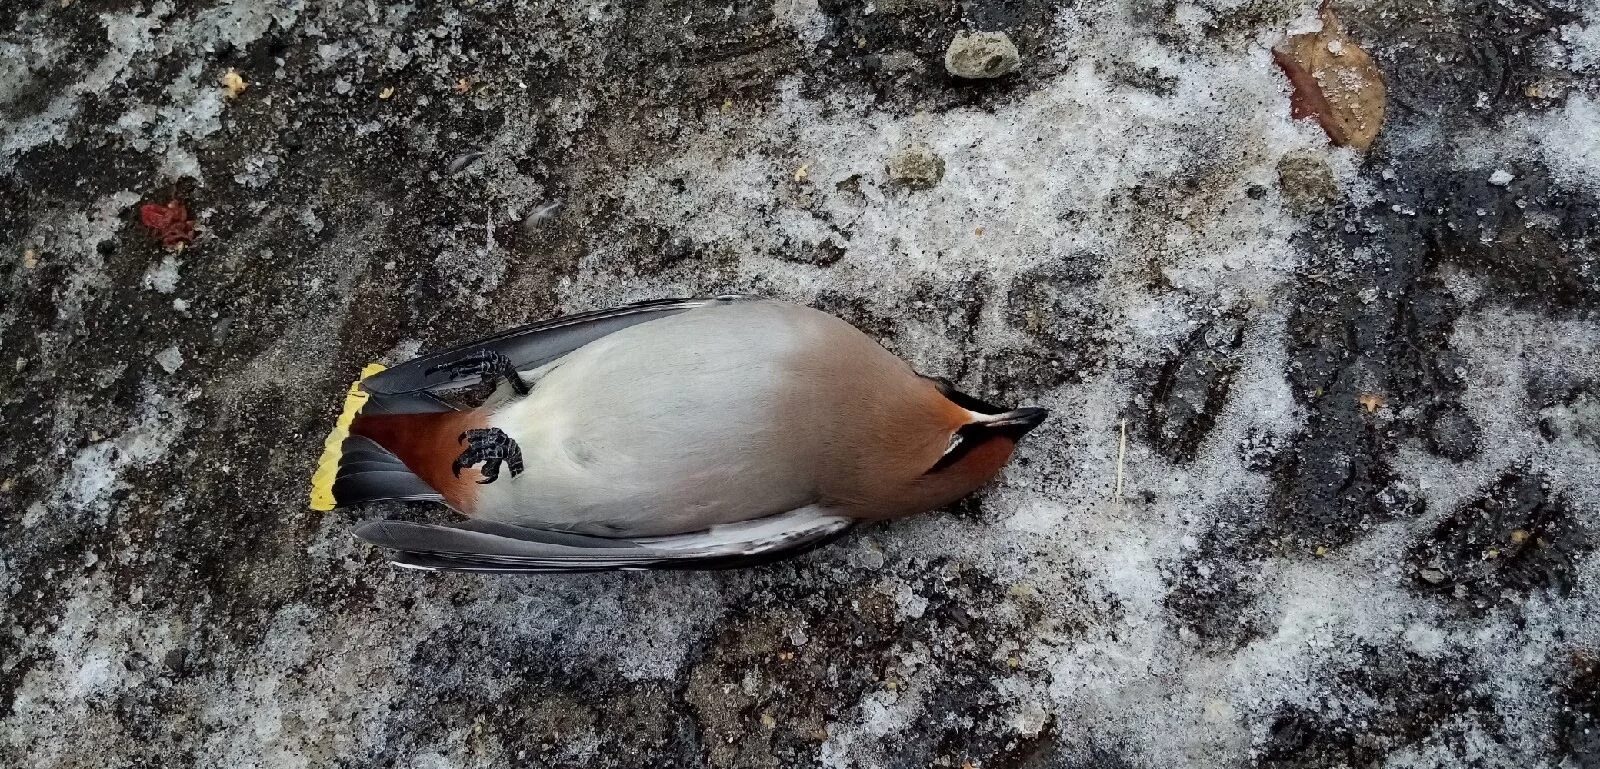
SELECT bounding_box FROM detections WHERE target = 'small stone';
[163,647,189,674]
[220,68,248,99]
[155,346,184,373]
[944,32,1020,79]
[887,144,945,190]
[1419,567,1447,584]
[1488,169,1514,186]
[1277,150,1339,212]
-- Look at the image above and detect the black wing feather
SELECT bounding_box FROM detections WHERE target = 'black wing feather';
[360,295,755,400]
[354,508,853,573]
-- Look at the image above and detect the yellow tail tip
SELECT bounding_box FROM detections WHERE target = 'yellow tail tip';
[309,363,387,511]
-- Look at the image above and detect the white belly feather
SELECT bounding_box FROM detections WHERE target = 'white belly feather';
[469,301,826,536]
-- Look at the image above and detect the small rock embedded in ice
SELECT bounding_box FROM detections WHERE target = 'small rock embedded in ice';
[1488,169,1514,186]
[1418,567,1447,584]
[944,31,1020,79]
[155,346,184,373]
[1276,150,1339,212]
[886,143,945,190]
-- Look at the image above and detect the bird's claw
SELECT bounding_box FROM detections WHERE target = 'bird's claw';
[451,428,525,484]
[426,349,530,395]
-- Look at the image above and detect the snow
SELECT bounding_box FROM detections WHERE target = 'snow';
[155,346,185,373]
[142,254,182,293]
[1556,9,1600,72]
[57,390,189,520]
[1458,94,1600,195]
[1520,95,1600,194]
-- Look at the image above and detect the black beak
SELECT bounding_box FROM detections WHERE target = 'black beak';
[985,407,1049,439]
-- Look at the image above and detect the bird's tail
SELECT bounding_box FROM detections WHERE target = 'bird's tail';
[308,364,444,510]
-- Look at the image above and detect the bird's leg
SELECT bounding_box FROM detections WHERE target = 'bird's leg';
[426,349,530,396]
[451,428,525,484]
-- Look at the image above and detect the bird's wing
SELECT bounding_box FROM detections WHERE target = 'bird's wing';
[328,435,444,504]
[359,295,756,403]
[353,506,853,573]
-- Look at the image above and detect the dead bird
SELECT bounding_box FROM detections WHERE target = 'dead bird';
[310,296,1048,572]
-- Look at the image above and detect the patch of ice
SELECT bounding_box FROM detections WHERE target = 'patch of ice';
[59,389,188,520]
[1556,11,1600,72]
[819,680,929,769]
[142,254,182,293]
[1458,94,1600,194]
[155,345,184,373]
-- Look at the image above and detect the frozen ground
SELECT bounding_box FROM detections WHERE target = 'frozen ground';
[3,0,1600,766]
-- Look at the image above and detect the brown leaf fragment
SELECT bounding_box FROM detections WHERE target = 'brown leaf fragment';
[1272,7,1386,150]
[1357,392,1385,413]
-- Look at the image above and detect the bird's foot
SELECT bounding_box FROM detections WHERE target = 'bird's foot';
[426,349,530,395]
[451,428,525,484]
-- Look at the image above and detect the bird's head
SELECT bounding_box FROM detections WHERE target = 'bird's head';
[922,376,1047,483]
[847,376,1048,518]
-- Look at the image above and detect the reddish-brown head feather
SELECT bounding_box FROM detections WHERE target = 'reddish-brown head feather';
[351,410,486,511]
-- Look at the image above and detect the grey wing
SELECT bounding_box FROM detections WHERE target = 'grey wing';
[354,506,854,573]
[359,295,757,406]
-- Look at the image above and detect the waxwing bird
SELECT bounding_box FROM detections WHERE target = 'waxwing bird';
[310,296,1048,572]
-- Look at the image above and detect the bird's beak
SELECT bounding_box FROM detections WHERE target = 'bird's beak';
[981,407,1049,439]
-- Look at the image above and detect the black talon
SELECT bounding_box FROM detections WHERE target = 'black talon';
[450,428,525,484]
[426,349,531,396]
